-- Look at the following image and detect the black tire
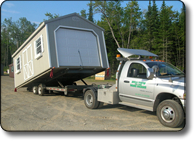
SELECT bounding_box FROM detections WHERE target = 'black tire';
[38,84,45,96]
[84,90,99,109]
[157,100,184,128]
[64,93,70,97]
[97,102,104,108]
[32,86,38,94]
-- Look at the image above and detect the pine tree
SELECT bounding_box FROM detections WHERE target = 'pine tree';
[159,1,170,61]
[124,0,142,49]
[179,6,186,70]
[80,9,87,19]
[151,0,160,54]
[88,0,94,22]
[144,0,152,51]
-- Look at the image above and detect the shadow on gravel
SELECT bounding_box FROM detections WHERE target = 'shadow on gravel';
[118,105,143,112]
[100,104,124,109]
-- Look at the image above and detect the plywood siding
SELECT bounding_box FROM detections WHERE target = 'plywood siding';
[13,26,50,88]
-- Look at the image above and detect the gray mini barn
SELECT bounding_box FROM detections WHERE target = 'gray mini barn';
[12,13,109,89]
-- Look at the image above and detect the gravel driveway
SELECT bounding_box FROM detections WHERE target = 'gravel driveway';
[1,76,184,131]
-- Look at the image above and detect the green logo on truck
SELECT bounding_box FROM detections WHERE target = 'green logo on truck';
[130,81,146,89]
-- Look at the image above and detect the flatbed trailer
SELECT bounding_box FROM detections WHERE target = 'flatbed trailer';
[45,84,93,96]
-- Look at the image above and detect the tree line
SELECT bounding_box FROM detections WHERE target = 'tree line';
[90,0,185,74]
[1,0,185,74]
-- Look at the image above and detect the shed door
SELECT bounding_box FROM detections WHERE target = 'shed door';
[55,28,101,67]
[22,45,34,81]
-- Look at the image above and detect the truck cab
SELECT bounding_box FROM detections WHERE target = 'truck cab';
[83,48,185,128]
[119,60,185,111]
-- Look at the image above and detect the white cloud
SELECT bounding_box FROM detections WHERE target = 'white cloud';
[2,9,20,14]
[4,2,14,8]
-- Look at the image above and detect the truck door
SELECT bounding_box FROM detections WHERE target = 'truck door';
[119,62,155,107]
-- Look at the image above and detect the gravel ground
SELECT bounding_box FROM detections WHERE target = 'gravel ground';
[1,76,184,131]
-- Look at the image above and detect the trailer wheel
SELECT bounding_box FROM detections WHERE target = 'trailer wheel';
[38,84,45,96]
[32,86,38,94]
[157,100,184,128]
[84,90,99,109]
[64,93,70,97]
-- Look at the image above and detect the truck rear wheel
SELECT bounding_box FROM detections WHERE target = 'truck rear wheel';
[157,100,184,128]
[32,86,38,94]
[38,84,45,96]
[97,102,104,108]
[84,90,99,109]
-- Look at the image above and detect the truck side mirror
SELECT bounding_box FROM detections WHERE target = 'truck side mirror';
[152,65,159,73]
[147,68,154,79]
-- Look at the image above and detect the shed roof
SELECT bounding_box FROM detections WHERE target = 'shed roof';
[12,13,104,58]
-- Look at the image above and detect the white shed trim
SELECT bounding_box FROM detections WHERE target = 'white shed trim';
[46,24,52,68]
[102,31,109,68]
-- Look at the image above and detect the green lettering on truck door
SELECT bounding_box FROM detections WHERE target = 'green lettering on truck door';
[130,81,146,89]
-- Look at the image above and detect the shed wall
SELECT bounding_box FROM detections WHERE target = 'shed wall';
[46,14,109,69]
[13,26,50,88]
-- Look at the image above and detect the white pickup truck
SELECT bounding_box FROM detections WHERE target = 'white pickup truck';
[83,48,185,128]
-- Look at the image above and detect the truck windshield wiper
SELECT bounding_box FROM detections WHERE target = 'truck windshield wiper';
[175,73,184,75]
[175,74,184,78]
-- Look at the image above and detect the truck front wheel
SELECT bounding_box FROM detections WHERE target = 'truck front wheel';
[84,90,99,109]
[157,100,184,128]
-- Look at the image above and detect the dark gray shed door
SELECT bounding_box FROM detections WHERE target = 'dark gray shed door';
[55,28,101,67]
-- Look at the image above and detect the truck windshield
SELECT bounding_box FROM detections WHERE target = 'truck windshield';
[146,62,184,77]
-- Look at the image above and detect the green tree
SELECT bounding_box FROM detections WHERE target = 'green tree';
[151,0,160,53]
[88,0,94,22]
[144,0,152,51]
[1,22,14,66]
[179,6,186,70]
[40,12,60,25]
[158,1,174,62]
[124,0,142,49]
[97,19,119,74]
[1,17,37,66]
[92,1,122,48]
[172,6,185,70]
[45,12,59,20]
[80,9,87,19]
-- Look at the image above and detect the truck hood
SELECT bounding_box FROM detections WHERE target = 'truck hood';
[156,76,185,87]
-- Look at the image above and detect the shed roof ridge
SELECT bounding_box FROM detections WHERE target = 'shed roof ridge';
[44,13,104,31]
